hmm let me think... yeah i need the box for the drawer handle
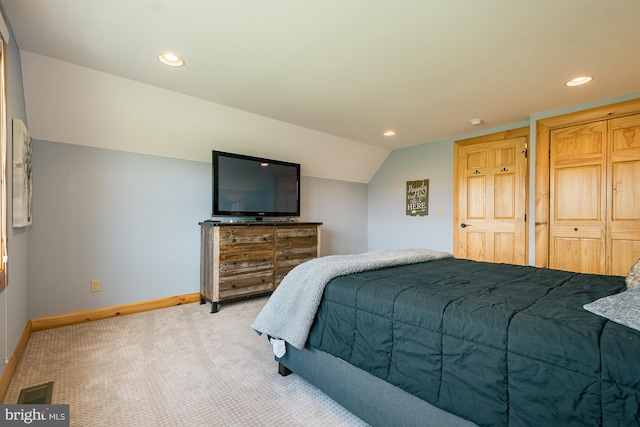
[231,283,236,288]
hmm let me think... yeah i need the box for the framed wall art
[13,118,32,227]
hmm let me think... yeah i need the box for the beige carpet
[3,297,368,427]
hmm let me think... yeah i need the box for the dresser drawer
[276,246,316,267]
[218,269,274,299]
[276,226,318,248]
[275,247,316,286]
[219,250,274,275]
[219,227,274,252]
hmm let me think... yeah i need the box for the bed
[252,250,640,427]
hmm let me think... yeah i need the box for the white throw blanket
[251,248,453,351]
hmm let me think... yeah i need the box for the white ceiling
[2,0,640,178]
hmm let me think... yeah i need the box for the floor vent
[17,381,53,404]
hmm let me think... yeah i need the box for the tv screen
[212,150,300,219]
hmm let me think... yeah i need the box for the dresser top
[199,220,322,227]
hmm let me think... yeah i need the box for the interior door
[454,135,528,264]
[549,121,607,274]
[607,114,640,276]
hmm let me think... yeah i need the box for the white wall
[19,51,390,184]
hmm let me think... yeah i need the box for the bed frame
[277,344,477,427]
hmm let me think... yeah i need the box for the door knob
[460,223,471,228]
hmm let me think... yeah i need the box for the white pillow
[626,258,640,290]
[584,286,640,332]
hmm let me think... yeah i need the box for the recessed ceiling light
[565,76,593,87]
[383,130,396,136]
[158,52,185,67]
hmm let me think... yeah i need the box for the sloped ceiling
[2,0,640,182]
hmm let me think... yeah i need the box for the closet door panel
[611,161,640,219]
[554,165,601,220]
[550,122,607,274]
[611,240,640,277]
[607,114,640,276]
[553,236,604,275]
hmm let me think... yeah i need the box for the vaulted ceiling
[2,0,640,182]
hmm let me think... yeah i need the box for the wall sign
[406,179,429,216]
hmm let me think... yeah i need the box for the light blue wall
[29,141,209,318]
[27,140,368,318]
[1,6,30,376]
[367,139,454,253]
[300,176,368,256]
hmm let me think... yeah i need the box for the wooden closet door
[550,121,607,274]
[455,137,527,264]
[607,114,640,276]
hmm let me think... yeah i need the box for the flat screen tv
[212,150,300,220]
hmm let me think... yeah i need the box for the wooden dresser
[199,221,321,312]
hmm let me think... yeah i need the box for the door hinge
[524,214,527,222]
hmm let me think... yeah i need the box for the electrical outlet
[91,279,101,292]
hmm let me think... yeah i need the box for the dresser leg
[210,302,220,313]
